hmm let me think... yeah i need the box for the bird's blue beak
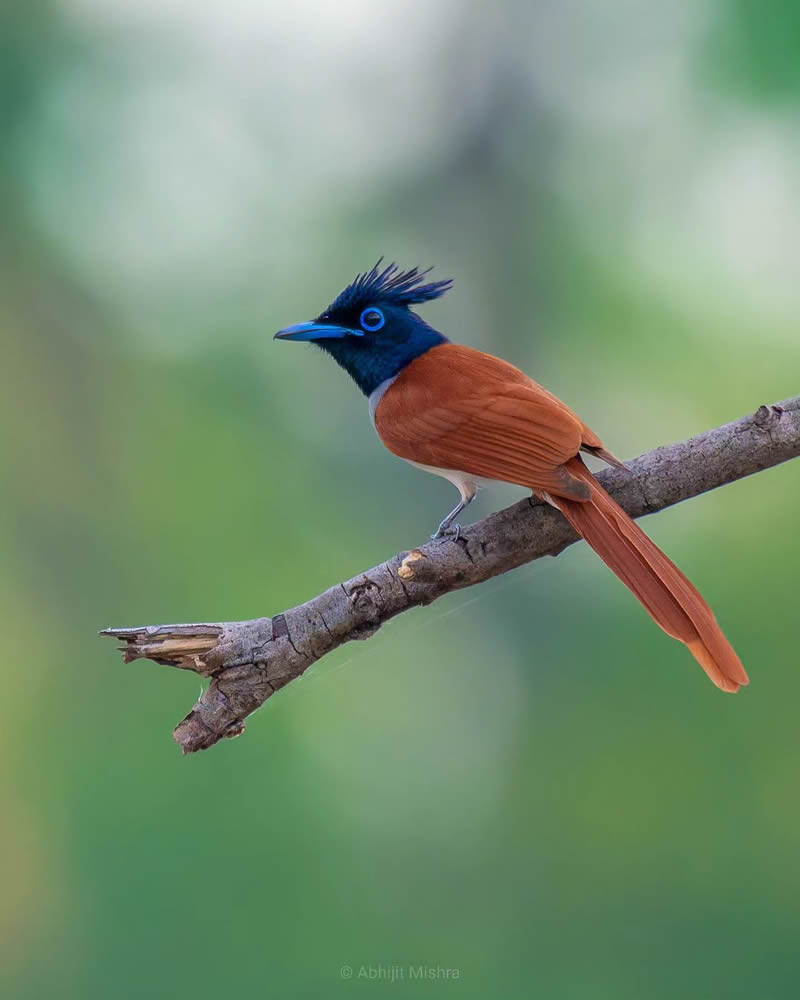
[273,321,362,342]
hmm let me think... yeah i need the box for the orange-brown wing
[374,343,591,500]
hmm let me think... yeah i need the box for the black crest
[323,260,453,316]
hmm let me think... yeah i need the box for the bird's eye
[360,307,385,332]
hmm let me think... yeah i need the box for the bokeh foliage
[1,1,798,997]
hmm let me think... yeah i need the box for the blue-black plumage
[274,260,451,395]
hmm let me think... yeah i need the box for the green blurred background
[2,1,799,997]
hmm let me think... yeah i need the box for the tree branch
[101,398,800,753]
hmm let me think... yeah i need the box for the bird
[275,261,749,693]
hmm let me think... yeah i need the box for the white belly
[406,461,500,502]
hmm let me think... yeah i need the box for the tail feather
[549,458,749,692]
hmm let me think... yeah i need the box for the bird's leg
[432,494,475,541]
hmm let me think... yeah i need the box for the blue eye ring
[360,307,385,332]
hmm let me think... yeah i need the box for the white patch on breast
[368,376,398,428]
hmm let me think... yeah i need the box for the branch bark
[102,398,800,753]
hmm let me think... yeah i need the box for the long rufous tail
[550,458,749,692]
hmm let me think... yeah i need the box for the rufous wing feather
[375,345,594,500]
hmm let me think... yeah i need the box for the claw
[431,522,462,542]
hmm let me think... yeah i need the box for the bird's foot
[431,522,462,542]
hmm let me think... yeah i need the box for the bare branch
[101,398,800,753]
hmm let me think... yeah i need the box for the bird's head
[274,261,452,395]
